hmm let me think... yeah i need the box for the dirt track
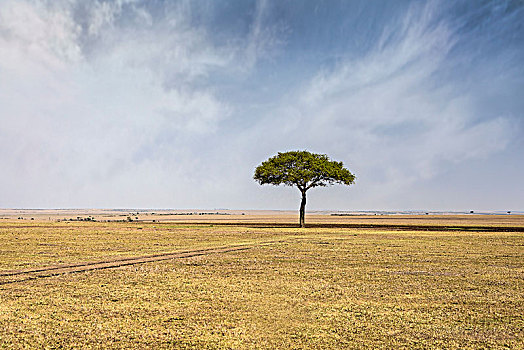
[2,220,522,285]
[0,243,264,285]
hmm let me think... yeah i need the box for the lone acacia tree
[254,151,355,227]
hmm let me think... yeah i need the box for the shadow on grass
[163,222,524,232]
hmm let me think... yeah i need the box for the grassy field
[0,216,523,349]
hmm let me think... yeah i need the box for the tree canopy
[254,151,355,227]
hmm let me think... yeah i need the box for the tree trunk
[299,190,307,228]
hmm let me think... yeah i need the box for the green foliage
[254,151,355,192]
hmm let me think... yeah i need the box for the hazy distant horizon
[1,208,522,215]
[1,1,523,210]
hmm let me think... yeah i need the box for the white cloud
[241,1,516,209]
[0,0,520,210]
[243,0,285,70]
[0,0,236,207]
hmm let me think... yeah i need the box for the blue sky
[1,0,523,211]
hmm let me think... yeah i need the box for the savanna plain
[0,212,523,349]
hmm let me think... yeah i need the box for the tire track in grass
[0,241,285,285]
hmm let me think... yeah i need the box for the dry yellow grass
[0,217,523,348]
[0,222,304,271]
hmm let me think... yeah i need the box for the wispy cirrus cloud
[0,0,522,210]
[235,1,522,209]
